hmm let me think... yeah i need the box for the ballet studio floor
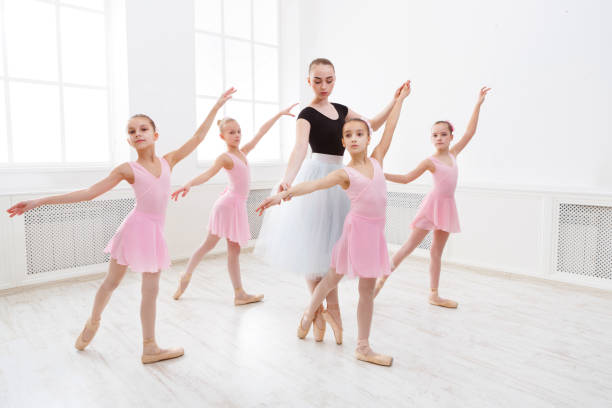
[1,251,611,408]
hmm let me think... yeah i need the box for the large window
[0,0,114,166]
[194,0,280,163]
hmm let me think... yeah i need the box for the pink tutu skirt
[331,212,391,278]
[411,193,461,233]
[208,192,250,247]
[104,210,170,273]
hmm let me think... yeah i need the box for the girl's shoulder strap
[160,155,171,172]
[225,151,248,166]
[343,165,361,183]
[342,164,356,176]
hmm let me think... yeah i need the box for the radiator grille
[246,188,272,239]
[385,191,431,250]
[556,203,612,279]
[24,199,134,274]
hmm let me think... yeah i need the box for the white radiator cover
[385,191,432,250]
[24,199,135,275]
[556,203,612,280]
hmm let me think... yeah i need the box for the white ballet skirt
[254,153,350,279]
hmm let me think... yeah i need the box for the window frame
[194,0,283,167]
[0,0,115,171]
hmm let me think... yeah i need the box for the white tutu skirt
[254,153,350,279]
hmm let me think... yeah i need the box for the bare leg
[324,286,341,331]
[374,228,430,297]
[141,271,184,364]
[355,278,392,366]
[75,259,127,349]
[306,278,342,330]
[91,259,127,321]
[298,270,343,340]
[428,230,457,308]
[227,240,263,305]
[141,272,160,342]
[357,278,376,340]
[173,232,221,300]
[306,278,326,341]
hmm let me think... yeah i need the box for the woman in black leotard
[256,58,407,344]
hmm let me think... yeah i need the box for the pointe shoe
[313,305,326,342]
[297,313,312,339]
[141,339,184,364]
[234,293,264,306]
[173,273,192,300]
[355,349,393,367]
[428,289,458,308]
[75,318,100,351]
[142,347,184,364]
[321,310,343,345]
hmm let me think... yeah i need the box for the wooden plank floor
[1,252,611,408]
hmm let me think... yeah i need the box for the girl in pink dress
[7,88,236,364]
[171,103,298,305]
[374,87,492,307]
[257,82,411,366]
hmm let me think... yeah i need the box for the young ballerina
[6,88,236,363]
[256,82,411,366]
[171,103,299,304]
[255,57,409,344]
[374,86,492,307]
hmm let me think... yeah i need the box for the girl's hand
[215,87,237,108]
[171,185,191,201]
[398,80,411,100]
[394,80,411,100]
[277,181,290,194]
[256,195,282,216]
[277,182,295,201]
[279,103,299,117]
[7,199,39,217]
[478,86,491,105]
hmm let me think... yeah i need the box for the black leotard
[297,103,348,156]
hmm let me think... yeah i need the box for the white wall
[298,0,612,192]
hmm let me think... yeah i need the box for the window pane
[225,39,252,99]
[10,82,61,163]
[196,97,225,162]
[64,87,109,162]
[253,0,277,45]
[195,0,221,33]
[61,0,105,12]
[225,99,253,138]
[0,86,7,162]
[223,0,251,40]
[254,45,278,102]
[5,0,58,81]
[61,7,106,86]
[251,103,280,162]
[195,33,223,96]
